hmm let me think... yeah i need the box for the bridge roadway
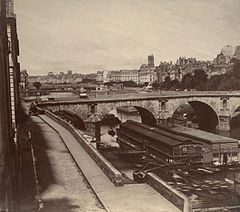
[37,91,240,106]
[35,114,181,212]
[36,90,240,132]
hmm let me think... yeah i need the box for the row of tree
[33,60,240,91]
[153,59,240,91]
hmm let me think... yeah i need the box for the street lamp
[85,113,101,149]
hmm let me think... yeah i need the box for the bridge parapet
[37,93,240,132]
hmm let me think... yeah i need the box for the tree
[161,76,171,90]
[141,82,149,87]
[205,75,224,90]
[123,80,138,87]
[104,81,114,87]
[181,73,193,90]
[152,82,161,90]
[192,69,208,90]
[33,82,41,102]
[232,59,240,79]
[170,79,180,90]
[215,59,240,90]
[33,82,41,90]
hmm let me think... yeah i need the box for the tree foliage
[216,60,240,90]
[181,73,193,90]
[205,75,224,90]
[160,77,180,90]
[123,80,138,87]
[192,69,208,90]
[33,82,41,90]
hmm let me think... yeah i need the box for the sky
[15,0,240,75]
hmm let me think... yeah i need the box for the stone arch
[55,110,86,131]
[97,102,157,127]
[133,106,156,126]
[169,100,219,132]
[230,106,240,129]
[187,101,219,132]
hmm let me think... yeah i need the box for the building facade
[96,71,104,83]
[119,69,139,83]
[139,70,157,84]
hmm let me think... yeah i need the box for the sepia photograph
[1,0,240,211]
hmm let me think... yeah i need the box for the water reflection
[100,111,141,142]
[101,111,240,141]
[218,129,240,140]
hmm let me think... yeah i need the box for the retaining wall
[146,172,192,212]
[44,110,124,186]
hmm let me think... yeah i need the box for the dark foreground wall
[146,172,192,212]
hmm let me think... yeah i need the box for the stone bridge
[37,93,240,131]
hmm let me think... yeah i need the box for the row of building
[22,45,240,87]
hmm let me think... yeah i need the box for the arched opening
[54,110,86,131]
[230,106,240,129]
[172,103,196,125]
[133,106,156,127]
[161,101,166,111]
[102,106,156,127]
[188,101,218,132]
[100,106,156,141]
[223,99,228,109]
[172,101,218,132]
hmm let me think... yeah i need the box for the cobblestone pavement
[18,116,106,212]
[40,114,181,212]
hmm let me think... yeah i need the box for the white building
[139,70,157,84]
[119,69,139,83]
[96,71,104,83]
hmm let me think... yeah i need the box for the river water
[100,110,141,139]
[100,110,240,198]
[219,130,240,140]
[101,110,240,141]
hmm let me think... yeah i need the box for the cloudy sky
[15,0,240,75]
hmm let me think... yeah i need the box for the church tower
[148,54,154,68]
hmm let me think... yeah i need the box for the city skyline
[15,0,240,75]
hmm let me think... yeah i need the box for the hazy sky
[15,0,240,75]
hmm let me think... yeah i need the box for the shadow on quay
[17,116,79,212]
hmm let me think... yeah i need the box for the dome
[221,45,234,57]
[234,46,240,59]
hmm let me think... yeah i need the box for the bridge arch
[100,105,157,127]
[166,99,219,132]
[230,106,240,129]
[54,110,86,131]
[133,106,156,126]
[187,101,219,132]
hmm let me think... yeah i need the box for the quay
[29,106,240,212]
[17,112,181,212]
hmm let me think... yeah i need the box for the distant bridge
[37,92,240,131]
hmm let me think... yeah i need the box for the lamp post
[85,113,101,149]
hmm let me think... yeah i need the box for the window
[188,146,195,154]
[161,101,166,111]
[195,145,202,154]
[223,99,227,109]
[91,105,95,113]
[173,147,180,155]
[181,146,188,155]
